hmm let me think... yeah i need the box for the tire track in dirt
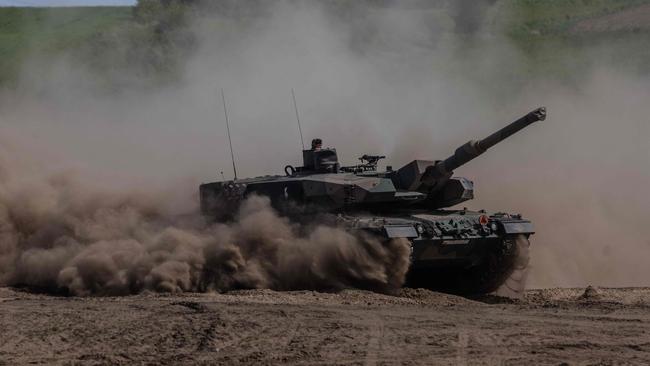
[265,309,301,363]
[364,313,385,366]
[454,326,470,366]
[2,288,650,364]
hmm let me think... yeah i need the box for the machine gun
[341,155,386,173]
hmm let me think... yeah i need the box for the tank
[200,107,546,296]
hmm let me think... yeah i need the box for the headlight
[479,215,489,226]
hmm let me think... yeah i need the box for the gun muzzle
[477,107,546,152]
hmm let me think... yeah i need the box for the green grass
[498,0,650,35]
[488,0,650,84]
[0,7,131,86]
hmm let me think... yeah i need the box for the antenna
[291,88,305,150]
[221,88,238,180]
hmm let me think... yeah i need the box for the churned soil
[1,287,650,365]
[571,4,650,33]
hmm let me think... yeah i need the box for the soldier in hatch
[311,138,322,151]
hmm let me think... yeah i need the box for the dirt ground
[1,287,649,365]
[571,3,650,33]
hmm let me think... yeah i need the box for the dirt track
[1,287,650,365]
[571,3,650,33]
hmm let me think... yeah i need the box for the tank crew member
[311,138,322,151]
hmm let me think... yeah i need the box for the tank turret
[200,107,545,215]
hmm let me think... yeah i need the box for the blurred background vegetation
[0,0,649,92]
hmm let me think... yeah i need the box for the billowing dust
[0,146,410,295]
[0,1,648,291]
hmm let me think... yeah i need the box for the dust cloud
[0,141,410,295]
[472,71,650,288]
[0,0,648,291]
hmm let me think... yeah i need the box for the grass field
[499,0,650,35]
[0,6,131,86]
[496,0,650,80]
[0,0,649,90]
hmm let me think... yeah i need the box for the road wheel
[454,234,530,297]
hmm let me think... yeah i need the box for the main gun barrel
[440,107,546,173]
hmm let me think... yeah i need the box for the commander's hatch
[302,148,340,173]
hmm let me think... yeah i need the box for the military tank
[200,107,546,296]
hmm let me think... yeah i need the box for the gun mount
[340,155,386,173]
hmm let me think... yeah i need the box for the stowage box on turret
[200,107,547,296]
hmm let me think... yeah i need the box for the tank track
[405,235,530,297]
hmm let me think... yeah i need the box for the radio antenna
[221,88,238,180]
[291,88,305,150]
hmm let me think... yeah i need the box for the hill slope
[0,1,649,90]
[0,6,131,86]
